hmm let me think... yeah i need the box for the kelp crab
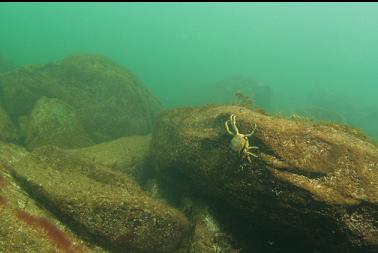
[225,114,259,162]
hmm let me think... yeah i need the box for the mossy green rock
[0,142,99,253]
[70,134,151,178]
[0,54,162,143]
[182,200,239,253]
[150,105,378,252]
[11,145,190,253]
[0,105,18,143]
[26,96,93,150]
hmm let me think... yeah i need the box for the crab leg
[231,114,240,134]
[246,155,252,163]
[225,120,234,135]
[245,151,258,158]
[244,146,259,162]
[244,152,257,162]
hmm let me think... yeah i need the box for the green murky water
[1,3,378,253]
[1,3,377,138]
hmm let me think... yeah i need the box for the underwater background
[1,3,378,253]
[1,2,377,139]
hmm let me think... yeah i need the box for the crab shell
[230,134,249,154]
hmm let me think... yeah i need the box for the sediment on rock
[150,105,378,252]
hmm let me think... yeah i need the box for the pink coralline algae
[16,210,83,253]
[0,195,6,207]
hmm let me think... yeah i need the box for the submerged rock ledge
[0,54,162,143]
[150,105,378,252]
[2,143,190,253]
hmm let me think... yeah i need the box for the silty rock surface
[0,54,162,143]
[25,96,93,150]
[69,134,151,179]
[9,145,190,253]
[0,142,102,253]
[150,105,378,252]
[0,105,18,143]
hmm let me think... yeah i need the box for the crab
[225,114,258,162]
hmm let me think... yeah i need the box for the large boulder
[69,134,151,178]
[10,145,190,253]
[25,96,93,150]
[0,142,97,252]
[179,199,240,253]
[150,105,378,252]
[0,105,18,143]
[0,54,162,143]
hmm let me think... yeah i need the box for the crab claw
[246,123,257,137]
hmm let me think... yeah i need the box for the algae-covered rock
[0,105,18,142]
[70,135,151,178]
[26,96,93,150]
[0,142,100,253]
[0,54,162,143]
[10,145,190,253]
[142,178,241,253]
[180,199,240,253]
[150,105,378,252]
